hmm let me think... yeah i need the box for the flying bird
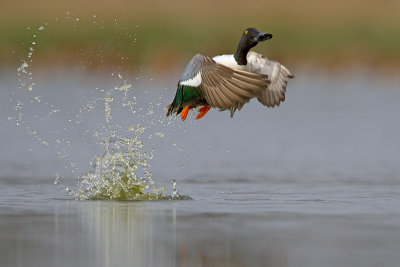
[166,28,294,120]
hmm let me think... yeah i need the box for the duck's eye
[244,30,248,35]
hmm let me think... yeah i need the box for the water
[1,68,400,267]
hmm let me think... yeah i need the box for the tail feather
[166,102,174,117]
[166,100,182,117]
[166,83,182,117]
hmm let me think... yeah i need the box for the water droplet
[54,174,60,185]
[17,62,28,73]
[146,108,154,115]
[118,83,131,91]
[104,95,113,123]
[154,132,164,138]
[171,179,180,199]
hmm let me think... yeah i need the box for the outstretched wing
[247,52,294,107]
[199,55,269,113]
[256,63,294,107]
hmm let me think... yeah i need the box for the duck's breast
[212,53,280,80]
[212,54,249,72]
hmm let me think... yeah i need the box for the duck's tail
[166,101,183,117]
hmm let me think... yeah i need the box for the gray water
[1,68,400,267]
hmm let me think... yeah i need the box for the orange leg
[196,106,211,120]
[180,105,190,121]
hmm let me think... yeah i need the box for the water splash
[13,16,189,201]
[71,131,187,201]
[66,71,187,200]
[104,93,113,123]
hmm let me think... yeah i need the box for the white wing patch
[180,72,202,87]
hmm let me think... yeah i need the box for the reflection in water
[5,182,400,267]
[84,202,160,267]
[3,200,288,267]
[79,201,287,267]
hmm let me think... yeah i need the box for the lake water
[1,67,400,267]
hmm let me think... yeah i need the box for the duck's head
[240,28,272,49]
[235,28,272,65]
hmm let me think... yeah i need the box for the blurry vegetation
[1,0,400,71]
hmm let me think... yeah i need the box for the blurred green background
[2,0,400,71]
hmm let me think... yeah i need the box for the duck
[166,27,294,121]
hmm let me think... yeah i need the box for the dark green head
[234,28,273,65]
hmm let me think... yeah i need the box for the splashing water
[71,130,187,201]
[64,81,187,200]
[12,16,189,201]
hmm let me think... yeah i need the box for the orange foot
[196,106,211,120]
[180,105,190,121]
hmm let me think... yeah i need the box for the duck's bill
[257,32,273,42]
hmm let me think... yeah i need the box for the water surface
[1,69,400,267]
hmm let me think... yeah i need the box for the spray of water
[71,132,185,201]
[67,118,187,201]
[13,14,188,201]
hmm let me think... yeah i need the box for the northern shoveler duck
[166,27,294,120]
